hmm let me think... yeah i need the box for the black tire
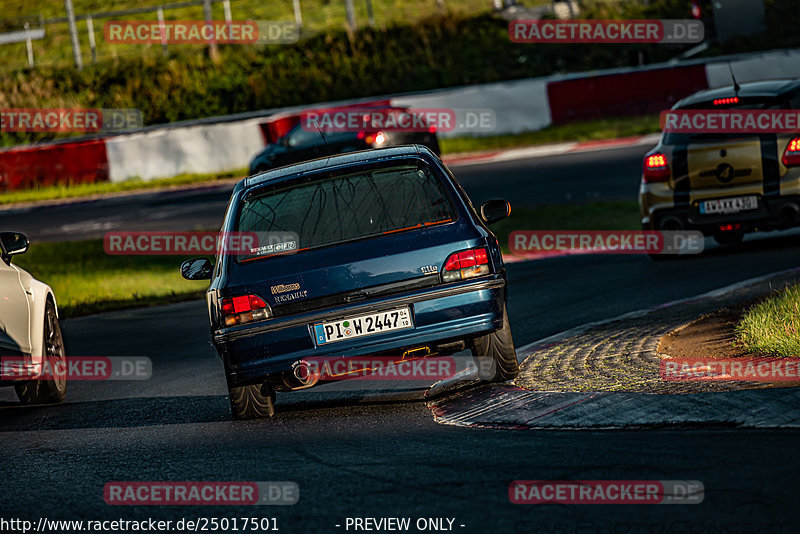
[15,300,67,405]
[228,382,276,420]
[471,306,519,382]
[713,230,744,246]
[643,224,668,262]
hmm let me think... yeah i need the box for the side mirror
[180,257,213,280]
[0,232,29,259]
[479,199,511,225]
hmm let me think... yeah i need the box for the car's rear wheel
[641,224,666,262]
[471,306,519,382]
[228,382,276,420]
[15,300,67,405]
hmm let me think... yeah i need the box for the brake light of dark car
[221,295,271,326]
[713,97,739,106]
[782,138,800,167]
[364,131,387,147]
[442,247,490,283]
[643,152,671,183]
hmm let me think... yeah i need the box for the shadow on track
[0,383,477,430]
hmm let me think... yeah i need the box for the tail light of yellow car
[643,152,671,183]
[782,138,800,167]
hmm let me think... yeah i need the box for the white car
[0,232,66,404]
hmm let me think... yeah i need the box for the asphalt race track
[2,144,800,531]
[0,145,647,242]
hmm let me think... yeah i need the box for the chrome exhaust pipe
[282,360,320,390]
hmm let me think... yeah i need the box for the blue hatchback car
[181,145,518,419]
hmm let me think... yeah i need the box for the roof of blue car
[243,145,432,190]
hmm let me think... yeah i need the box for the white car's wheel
[15,300,67,404]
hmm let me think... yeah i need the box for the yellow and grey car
[639,79,800,247]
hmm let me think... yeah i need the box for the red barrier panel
[547,65,709,124]
[0,139,109,192]
[257,100,393,145]
[258,115,300,145]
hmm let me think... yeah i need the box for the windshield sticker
[250,240,298,256]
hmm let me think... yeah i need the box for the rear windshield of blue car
[235,164,456,261]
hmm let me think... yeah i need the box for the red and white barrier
[2,48,798,191]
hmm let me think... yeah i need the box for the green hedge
[1,0,798,147]
[0,13,693,147]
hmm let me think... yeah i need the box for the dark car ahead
[183,145,517,419]
[248,106,441,174]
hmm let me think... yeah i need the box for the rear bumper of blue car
[213,276,506,386]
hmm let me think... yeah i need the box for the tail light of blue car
[221,294,272,326]
[441,247,490,283]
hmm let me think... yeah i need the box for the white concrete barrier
[392,78,552,138]
[105,118,264,182]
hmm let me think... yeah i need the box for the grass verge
[13,240,209,318]
[439,115,660,154]
[12,201,640,318]
[0,168,246,206]
[492,201,640,254]
[736,284,800,356]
